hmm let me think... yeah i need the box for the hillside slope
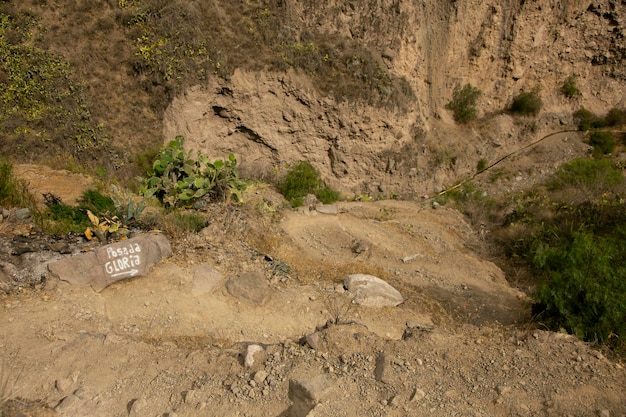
[0,0,624,192]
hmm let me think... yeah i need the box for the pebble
[411,388,426,403]
[496,385,511,395]
[183,389,198,404]
[305,332,319,350]
[244,344,264,368]
[55,394,82,412]
[390,395,403,407]
[253,370,268,385]
[14,208,31,219]
[129,397,148,415]
[55,378,73,395]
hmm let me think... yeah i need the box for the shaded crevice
[235,125,279,153]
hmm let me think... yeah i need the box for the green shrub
[445,83,481,124]
[278,161,339,207]
[531,229,626,350]
[573,107,626,131]
[141,135,247,208]
[573,108,604,131]
[476,158,488,173]
[41,188,145,239]
[588,131,616,156]
[560,75,580,98]
[605,107,626,127]
[547,158,623,191]
[47,203,90,233]
[510,89,542,116]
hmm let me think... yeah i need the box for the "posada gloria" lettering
[104,243,142,276]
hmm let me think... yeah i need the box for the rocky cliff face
[164,0,625,197]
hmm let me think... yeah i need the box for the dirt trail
[0,167,625,417]
[278,200,528,326]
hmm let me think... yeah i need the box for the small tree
[445,83,481,124]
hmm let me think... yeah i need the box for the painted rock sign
[48,234,171,291]
[103,242,142,278]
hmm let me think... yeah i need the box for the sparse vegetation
[445,83,481,124]
[436,183,495,226]
[323,289,356,325]
[118,0,413,110]
[277,161,339,208]
[496,158,626,354]
[170,211,209,233]
[0,10,110,166]
[0,160,32,208]
[573,107,626,131]
[510,88,542,116]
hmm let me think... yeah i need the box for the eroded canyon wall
[164,0,625,196]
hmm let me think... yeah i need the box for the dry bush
[0,361,21,408]
[322,289,356,325]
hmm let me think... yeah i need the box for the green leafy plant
[113,197,146,224]
[560,75,580,98]
[445,83,481,124]
[510,88,542,116]
[277,161,339,208]
[42,189,144,240]
[142,135,246,208]
[80,189,116,213]
[47,203,90,232]
[84,209,128,242]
